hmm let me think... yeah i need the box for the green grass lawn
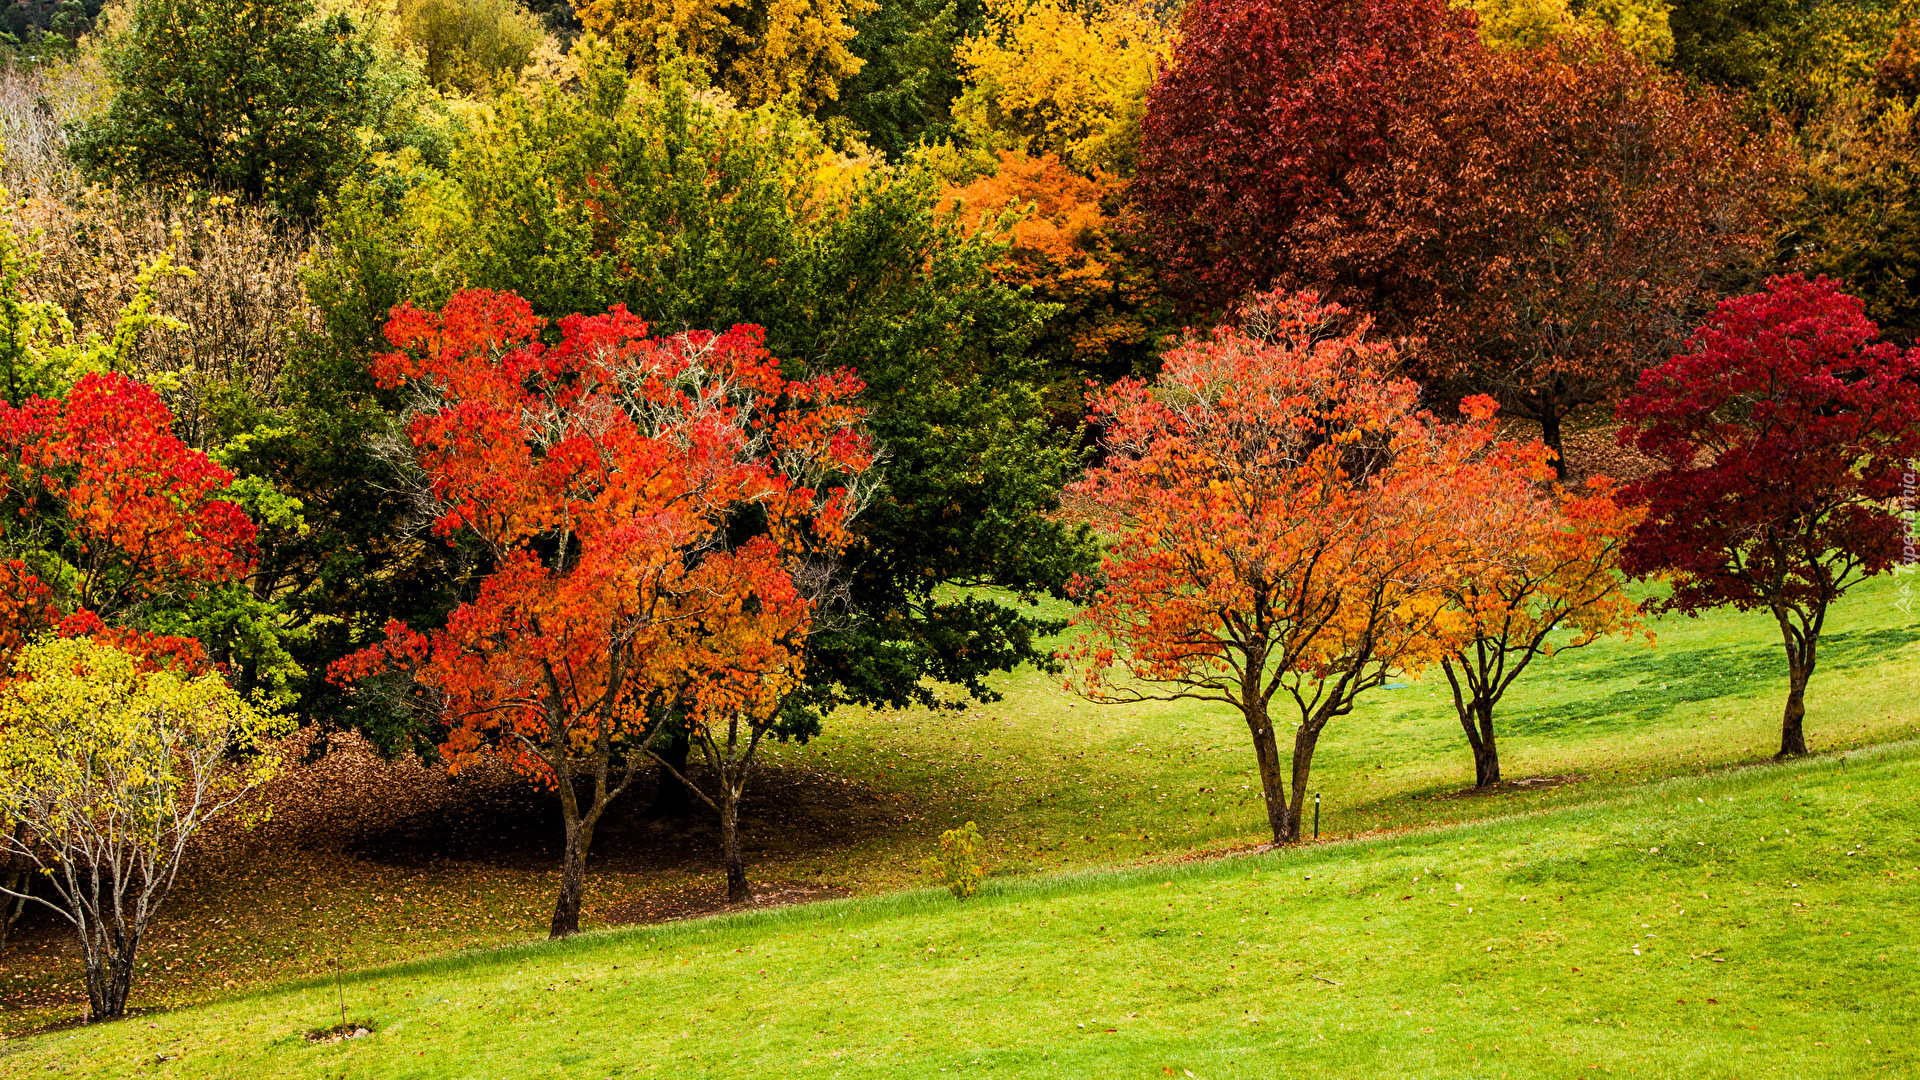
[1,574,1914,1049]
[15,734,1919,1078]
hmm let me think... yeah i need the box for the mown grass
[1,574,1914,1041]
[15,736,1920,1078]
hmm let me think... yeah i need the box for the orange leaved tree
[1065,290,1503,844]
[332,290,871,932]
[1438,473,1646,787]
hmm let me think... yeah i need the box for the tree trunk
[645,734,696,819]
[1285,721,1325,844]
[1774,614,1819,760]
[83,937,137,1020]
[1460,696,1501,787]
[550,823,587,938]
[719,785,752,904]
[1245,706,1293,844]
[1778,660,1810,759]
[1539,403,1569,482]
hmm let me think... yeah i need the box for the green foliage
[66,0,379,218]
[818,0,965,157]
[395,0,545,97]
[1789,93,1920,341]
[923,820,987,898]
[1667,0,1920,120]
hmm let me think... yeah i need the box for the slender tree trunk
[645,734,696,819]
[1244,705,1292,844]
[551,824,588,939]
[81,926,139,1020]
[549,765,598,939]
[1778,660,1811,759]
[1774,613,1820,760]
[1460,696,1501,787]
[719,782,751,904]
[1285,720,1325,843]
[1539,403,1569,482]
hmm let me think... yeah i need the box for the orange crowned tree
[1438,474,1646,787]
[333,290,871,931]
[1064,290,1520,843]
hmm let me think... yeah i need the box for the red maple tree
[333,290,871,931]
[1618,275,1920,758]
[1063,290,1506,843]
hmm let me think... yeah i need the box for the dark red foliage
[1134,14,1779,475]
[1618,274,1920,756]
[1132,0,1477,301]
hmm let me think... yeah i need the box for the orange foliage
[1063,290,1538,843]
[941,151,1164,390]
[333,289,872,929]
[1438,469,1646,786]
[0,373,254,673]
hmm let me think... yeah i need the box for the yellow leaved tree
[578,0,875,109]
[954,0,1175,176]
[0,638,287,1020]
[1462,0,1674,60]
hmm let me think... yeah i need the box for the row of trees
[1069,276,1920,844]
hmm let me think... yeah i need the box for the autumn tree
[396,0,547,97]
[1466,0,1673,57]
[320,51,1091,759]
[334,290,871,930]
[578,0,873,110]
[1135,13,1777,474]
[1065,291,1497,844]
[954,0,1175,176]
[0,636,284,1020]
[1440,474,1645,786]
[0,371,256,677]
[1789,55,1920,344]
[1617,275,1920,758]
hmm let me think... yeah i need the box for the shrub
[926,821,987,899]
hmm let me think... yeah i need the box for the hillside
[10,735,1919,1077]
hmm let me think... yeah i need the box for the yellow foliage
[954,0,1174,176]
[578,0,875,110]
[1462,0,1674,60]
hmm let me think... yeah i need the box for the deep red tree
[1135,16,1779,474]
[1618,275,1920,759]
[1131,0,1477,301]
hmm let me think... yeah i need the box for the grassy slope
[764,573,1920,884]
[0,576,1913,1040]
[15,736,1920,1078]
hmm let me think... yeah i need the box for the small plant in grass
[925,821,987,898]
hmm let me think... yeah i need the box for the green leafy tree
[817,0,965,156]
[396,0,546,97]
[0,636,286,1020]
[1667,0,1919,120]
[66,0,378,218]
